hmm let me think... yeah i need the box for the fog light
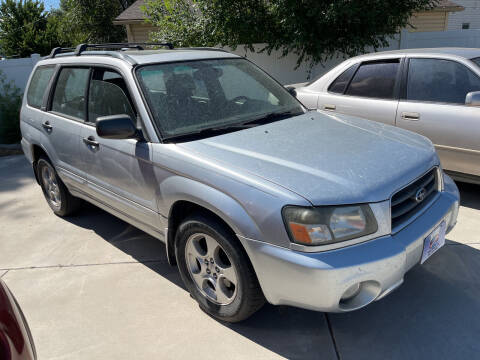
[341,283,361,301]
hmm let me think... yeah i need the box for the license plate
[421,220,446,264]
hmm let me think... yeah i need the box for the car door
[396,57,480,177]
[317,58,402,126]
[79,67,161,231]
[43,66,91,192]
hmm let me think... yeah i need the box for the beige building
[409,1,464,32]
[113,0,157,43]
[114,0,464,43]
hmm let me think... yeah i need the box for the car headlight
[282,205,378,246]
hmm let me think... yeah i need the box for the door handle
[323,104,336,111]
[42,121,53,131]
[401,112,420,121]
[83,136,99,148]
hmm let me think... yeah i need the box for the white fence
[0,54,40,93]
[401,28,480,48]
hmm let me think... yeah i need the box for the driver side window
[87,69,136,124]
[51,68,90,120]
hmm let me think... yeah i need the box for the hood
[177,111,438,205]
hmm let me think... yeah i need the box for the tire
[37,156,81,217]
[175,214,265,323]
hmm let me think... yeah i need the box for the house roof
[114,0,464,24]
[114,0,147,23]
[431,0,464,12]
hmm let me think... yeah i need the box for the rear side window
[27,66,55,109]
[328,64,357,94]
[345,60,400,99]
[51,68,90,120]
[407,58,480,104]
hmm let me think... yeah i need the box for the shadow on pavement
[457,181,480,210]
[328,240,480,360]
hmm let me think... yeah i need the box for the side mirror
[465,91,480,107]
[96,115,138,139]
[285,86,297,97]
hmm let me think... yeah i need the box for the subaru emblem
[415,187,427,203]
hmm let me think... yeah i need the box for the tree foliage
[57,0,130,44]
[143,0,439,67]
[0,70,22,143]
[0,0,61,57]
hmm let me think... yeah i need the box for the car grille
[391,168,438,231]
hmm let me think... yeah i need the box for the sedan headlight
[282,205,378,246]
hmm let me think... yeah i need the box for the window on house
[462,23,470,30]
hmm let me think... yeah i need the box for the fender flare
[161,175,264,265]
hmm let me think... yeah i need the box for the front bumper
[239,175,460,312]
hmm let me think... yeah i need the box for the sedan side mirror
[285,86,297,97]
[96,115,138,139]
[465,91,480,107]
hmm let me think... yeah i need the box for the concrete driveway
[1,155,479,360]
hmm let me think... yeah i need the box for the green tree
[58,0,131,44]
[0,0,61,57]
[0,71,22,143]
[143,0,439,67]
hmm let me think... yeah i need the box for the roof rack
[45,43,232,64]
[47,42,174,59]
[48,47,75,58]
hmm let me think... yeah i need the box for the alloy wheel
[185,233,238,305]
[41,163,61,208]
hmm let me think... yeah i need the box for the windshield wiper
[163,109,304,143]
[240,109,304,127]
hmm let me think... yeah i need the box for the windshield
[472,57,480,68]
[136,58,304,140]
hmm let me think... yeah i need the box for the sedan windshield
[472,57,480,68]
[136,58,304,140]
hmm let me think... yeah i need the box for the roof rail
[178,47,230,53]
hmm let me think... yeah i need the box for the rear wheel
[175,214,265,322]
[37,157,81,216]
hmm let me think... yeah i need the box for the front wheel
[175,215,265,322]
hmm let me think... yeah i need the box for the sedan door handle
[401,112,420,121]
[83,136,99,148]
[42,121,53,131]
[323,104,336,111]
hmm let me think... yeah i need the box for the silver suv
[21,44,460,322]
